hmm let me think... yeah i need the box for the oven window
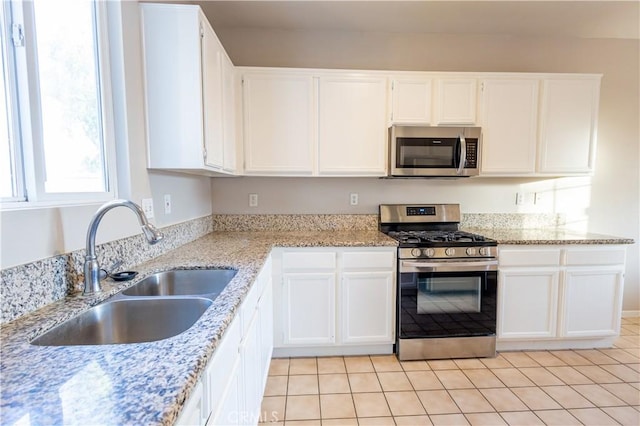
[417,277,481,314]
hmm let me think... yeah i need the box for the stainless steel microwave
[389,126,482,177]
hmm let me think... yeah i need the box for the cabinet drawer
[282,251,336,270]
[342,251,395,270]
[564,247,626,266]
[241,281,261,335]
[499,248,561,266]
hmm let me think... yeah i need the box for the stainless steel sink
[121,269,237,298]
[31,298,212,346]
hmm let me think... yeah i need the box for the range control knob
[479,247,491,256]
[411,248,422,257]
[466,247,477,256]
[445,247,456,256]
[424,248,435,257]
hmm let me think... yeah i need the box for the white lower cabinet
[273,247,396,357]
[498,245,626,351]
[176,381,207,426]
[498,269,559,339]
[341,271,394,344]
[179,259,273,426]
[208,349,243,426]
[283,272,336,345]
[561,267,624,338]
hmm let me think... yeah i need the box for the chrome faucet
[83,199,163,295]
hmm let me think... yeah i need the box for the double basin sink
[31,269,237,346]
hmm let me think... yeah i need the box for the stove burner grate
[388,230,489,244]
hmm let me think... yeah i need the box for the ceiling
[149,1,640,40]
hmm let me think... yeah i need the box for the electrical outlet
[350,193,358,206]
[249,193,258,207]
[142,198,154,219]
[164,194,171,214]
[515,192,525,205]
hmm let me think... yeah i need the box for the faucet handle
[99,260,124,280]
[109,260,124,272]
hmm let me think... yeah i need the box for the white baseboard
[622,310,640,318]
[273,344,393,358]
[497,337,616,352]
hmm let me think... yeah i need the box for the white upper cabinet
[242,72,315,175]
[480,79,539,175]
[538,77,600,174]
[221,53,238,173]
[241,69,388,176]
[201,20,224,169]
[390,76,477,126]
[391,79,432,124]
[318,76,387,175]
[140,4,235,176]
[434,78,478,125]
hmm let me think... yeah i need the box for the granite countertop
[1,226,633,424]
[0,230,396,426]
[463,227,635,245]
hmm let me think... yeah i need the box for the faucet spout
[83,199,164,295]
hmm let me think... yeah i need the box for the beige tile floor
[260,317,639,425]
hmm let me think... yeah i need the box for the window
[1,0,116,207]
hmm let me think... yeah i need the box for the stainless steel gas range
[379,204,498,361]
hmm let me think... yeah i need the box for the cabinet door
[176,381,206,426]
[208,357,242,426]
[221,53,237,173]
[391,79,432,124]
[560,268,623,338]
[282,272,336,345]
[240,308,262,425]
[242,73,315,174]
[141,4,203,170]
[480,79,539,175]
[498,269,559,339]
[259,281,274,389]
[201,17,224,169]
[434,78,477,125]
[318,76,387,175]
[538,78,600,174]
[341,271,395,344]
[206,317,241,424]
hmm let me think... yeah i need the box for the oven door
[398,259,498,339]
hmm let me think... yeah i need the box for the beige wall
[210,29,639,312]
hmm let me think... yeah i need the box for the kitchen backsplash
[211,213,566,231]
[462,213,566,229]
[0,215,213,324]
[212,214,379,231]
[1,212,564,324]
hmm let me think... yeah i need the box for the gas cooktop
[386,230,495,247]
[379,203,497,259]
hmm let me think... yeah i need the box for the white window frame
[0,0,117,210]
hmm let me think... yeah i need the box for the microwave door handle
[457,134,467,175]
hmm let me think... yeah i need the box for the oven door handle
[400,260,498,273]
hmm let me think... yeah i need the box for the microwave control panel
[465,140,478,168]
